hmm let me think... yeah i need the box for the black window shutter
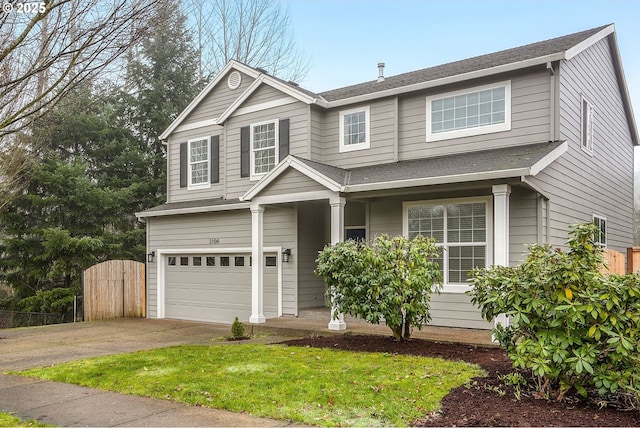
[210,136,220,183]
[240,126,250,178]
[279,118,290,161]
[179,142,187,188]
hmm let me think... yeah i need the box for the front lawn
[0,413,51,427]
[17,344,482,426]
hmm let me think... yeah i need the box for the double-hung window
[593,215,606,247]
[581,95,594,153]
[404,198,491,291]
[251,120,278,178]
[188,137,209,188]
[339,106,370,152]
[426,81,511,142]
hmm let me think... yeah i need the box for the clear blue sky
[284,0,640,167]
[285,0,639,128]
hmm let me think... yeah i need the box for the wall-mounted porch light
[282,248,291,263]
[147,251,155,263]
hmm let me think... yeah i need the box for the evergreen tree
[125,0,201,202]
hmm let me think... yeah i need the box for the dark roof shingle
[318,25,609,102]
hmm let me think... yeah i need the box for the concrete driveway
[0,319,293,426]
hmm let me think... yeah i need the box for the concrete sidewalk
[0,317,493,426]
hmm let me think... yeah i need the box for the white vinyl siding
[426,81,511,142]
[251,119,278,179]
[339,106,370,152]
[188,137,209,189]
[404,198,490,292]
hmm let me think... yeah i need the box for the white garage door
[164,252,278,323]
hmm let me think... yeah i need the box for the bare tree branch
[183,0,309,82]
[0,0,159,211]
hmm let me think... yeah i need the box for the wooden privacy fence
[83,260,145,321]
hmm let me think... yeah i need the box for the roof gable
[160,60,322,140]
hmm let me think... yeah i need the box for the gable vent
[227,71,242,89]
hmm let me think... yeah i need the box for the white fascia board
[160,61,262,140]
[216,77,264,124]
[325,53,565,109]
[135,201,251,219]
[529,141,568,176]
[345,168,530,193]
[241,156,343,201]
[607,31,639,145]
[217,75,319,125]
[564,25,614,60]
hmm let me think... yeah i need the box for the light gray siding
[166,126,225,203]
[183,70,255,123]
[509,187,539,264]
[322,99,396,168]
[146,206,297,318]
[225,89,311,199]
[258,168,328,197]
[529,38,634,252]
[398,71,551,161]
[309,107,324,161]
[263,205,298,315]
[297,203,329,309]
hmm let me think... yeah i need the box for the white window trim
[402,196,493,293]
[187,137,210,190]
[250,119,279,181]
[593,214,607,248]
[426,81,511,142]
[339,106,371,152]
[581,94,594,154]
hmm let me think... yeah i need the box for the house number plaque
[209,238,220,245]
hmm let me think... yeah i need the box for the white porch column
[250,203,265,323]
[492,184,511,331]
[328,196,347,331]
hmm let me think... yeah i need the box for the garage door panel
[164,252,278,323]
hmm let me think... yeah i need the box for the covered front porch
[241,142,567,332]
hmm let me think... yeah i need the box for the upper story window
[581,95,594,153]
[251,120,278,178]
[593,214,606,247]
[404,198,491,292]
[339,106,370,152]
[426,81,511,142]
[188,137,210,189]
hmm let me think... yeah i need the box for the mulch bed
[283,334,640,427]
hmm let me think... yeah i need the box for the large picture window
[426,81,511,142]
[251,120,278,178]
[188,137,209,188]
[404,199,490,291]
[339,106,370,152]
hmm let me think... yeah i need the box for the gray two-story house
[137,24,637,331]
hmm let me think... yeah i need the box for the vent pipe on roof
[377,62,385,82]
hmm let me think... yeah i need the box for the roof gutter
[135,201,251,219]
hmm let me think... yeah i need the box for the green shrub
[230,316,247,340]
[468,223,640,405]
[315,234,443,340]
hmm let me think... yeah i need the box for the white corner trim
[529,141,568,176]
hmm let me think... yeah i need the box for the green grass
[18,344,483,426]
[0,413,52,427]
